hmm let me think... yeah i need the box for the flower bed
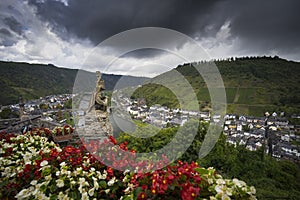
[0,128,256,200]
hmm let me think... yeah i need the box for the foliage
[39,103,49,110]
[131,83,179,108]
[127,161,256,200]
[64,99,72,109]
[117,120,208,163]
[0,107,19,119]
[0,128,256,200]
[0,61,148,105]
[118,122,300,199]
[132,56,300,116]
[198,135,300,200]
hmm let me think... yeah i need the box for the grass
[236,88,256,104]
[197,87,236,103]
[225,88,237,103]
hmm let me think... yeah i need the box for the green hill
[0,61,149,105]
[132,56,300,116]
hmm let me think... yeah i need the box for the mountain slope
[132,56,300,116]
[0,61,149,105]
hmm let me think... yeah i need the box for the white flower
[215,185,223,194]
[88,188,95,196]
[207,178,214,184]
[233,178,246,187]
[124,187,132,194]
[78,185,83,193]
[249,186,256,194]
[15,189,30,199]
[37,193,49,200]
[30,180,38,186]
[82,192,89,200]
[97,171,107,179]
[67,170,71,177]
[56,171,60,176]
[105,189,110,194]
[63,194,70,200]
[45,175,52,181]
[10,172,16,177]
[4,167,11,175]
[222,194,231,200]
[56,147,62,152]
[61,168,68,175]
[93,180,99,190]
[79,177,86,185]
[70,180,76,186]
[216,179,226,185]
[78,177,89,187]
[122,176,128,182]
[226,187,233,196]
[108,177,116,186]
[44,148,51,154]
[40,160,48,167]
[60,162,66,167]
[74,167,82,176]
[56,179,65,188]
[58,191,65,200]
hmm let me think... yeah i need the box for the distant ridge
[0,61,149,105]
[132,56,300,116]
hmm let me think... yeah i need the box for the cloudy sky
[0,0,299,77]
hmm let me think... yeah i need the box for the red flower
[158,179,168,194]
[151,188,157,194]
[107,167,114,176]
[50,149,59,157]
[138,192,147,199]
[65,146,73,153]
[181,183,200,200]
[130,149,136,153]
[167,174,175,181]
[141,185,148,190]
[56,128,61,135]
[109,135,117,145]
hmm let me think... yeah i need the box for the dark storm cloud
[27,0,225,44]
[225,0,300,55]
[120,49,168,59]
[3,16,23,35]
[0,28,16,46]
[3,0,300,60]
[27,0,300,59]
[0,28,12,36]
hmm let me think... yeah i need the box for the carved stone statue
[19,95,29,121]
[95,71,108,111]
[88,71,107,112]
[87,71,112,135]
[19,95,25,118]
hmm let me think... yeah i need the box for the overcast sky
[0,0,299,77]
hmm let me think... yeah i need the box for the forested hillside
[132,56,300,116]
[0,61,148,105]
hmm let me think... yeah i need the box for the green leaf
[99,181,107,189]
[194,167,209,175]
[50,194,58,200]
[69,190,79,199]
[41,168,51,176]
[40,184,47,192]
[122,194,134,200]
[133,186,142,198]
[50,184,57,193]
